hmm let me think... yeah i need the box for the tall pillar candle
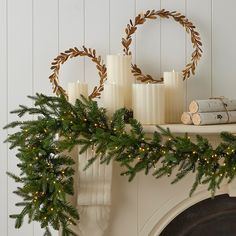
[164,71,184,123]
[132,83,165,125]
[106,55,134,109]
[103,83,124,118]
[67,80,88,105]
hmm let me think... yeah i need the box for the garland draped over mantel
[5,94,236,235]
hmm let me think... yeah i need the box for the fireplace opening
[160,194,236,236]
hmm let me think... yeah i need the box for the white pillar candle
[103,83,124,118]
[164,71,184,123]
[67,80,88,105]
[106,55,134,109]
[132,83,165,125]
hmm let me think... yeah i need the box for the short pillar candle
[67,81,88,105]
[132,83,165,125]
[164,71,184,123]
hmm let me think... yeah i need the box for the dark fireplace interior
[160,194,236,236]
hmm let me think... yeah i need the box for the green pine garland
[4,93,236,235]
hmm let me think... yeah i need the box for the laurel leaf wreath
[122,9,203,83]
[49,46,107,99]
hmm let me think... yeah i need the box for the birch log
[192,111,236,126]
[189,99,236,113]
[181,112,193,125]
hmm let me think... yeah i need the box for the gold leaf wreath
[122,9,203,83]
[49,46,107,99]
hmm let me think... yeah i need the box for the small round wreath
[49,46,107,99]
[122,9,203,83]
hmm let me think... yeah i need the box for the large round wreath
[122,9,203,82]
[5,9,233,236]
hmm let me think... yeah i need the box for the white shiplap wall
[1,0,236,235]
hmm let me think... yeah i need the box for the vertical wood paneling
[0,0,8,235]
[84,0,109,96]
[110,0,135,54]
[7,0,33,235]
[33,1,59,235]
[59,0,85,88]
[160,0,186,72]
[136,1,161,80]
[33,0,59,96]
[212,0,236,99]
[186,0,212,105]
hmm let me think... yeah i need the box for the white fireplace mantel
[144,123,236,135]
[68,124,236,236]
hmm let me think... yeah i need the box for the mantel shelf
[142,124,236,135]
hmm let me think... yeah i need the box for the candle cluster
[103,55,184,124]
[67,55,185,125]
